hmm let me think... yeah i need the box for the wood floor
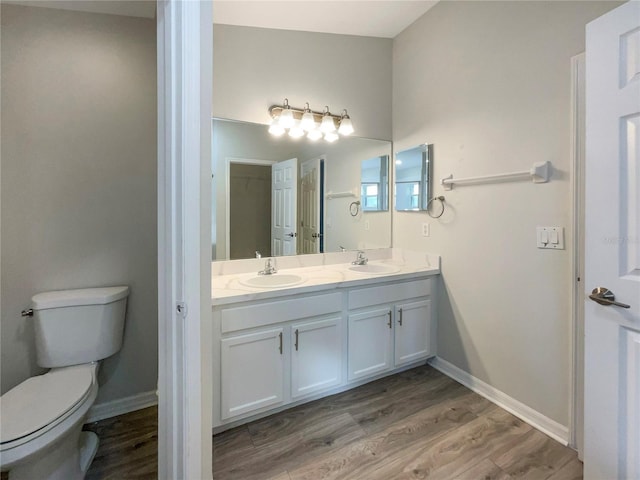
[83,365,581,480]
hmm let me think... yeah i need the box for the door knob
[588,287,630,309]
[311,233,323,238]
[285,232,297,238]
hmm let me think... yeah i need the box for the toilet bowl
[1,364,99,480]
[0,286,129,479]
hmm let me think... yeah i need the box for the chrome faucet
[352,250,368,265]
[258,258,277,275]
[255,251,262,259]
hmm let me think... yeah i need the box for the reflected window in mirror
[360,155,389,212]
[395,144,433,211]
[212,118,392,260]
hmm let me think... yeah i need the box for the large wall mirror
[394,144,433,211]
[212,118,392,260]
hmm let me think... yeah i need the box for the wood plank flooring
[79,364,580,479]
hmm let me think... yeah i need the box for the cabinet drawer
[348,278,431,310]
[221,292,342,333]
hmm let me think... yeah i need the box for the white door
[584,3,640,479]
[348,307,393,381]
[272,158,298,256]
[220,328,285,420]
[394,300,432,367]
[291,317,342,399]
[300,158,323,254]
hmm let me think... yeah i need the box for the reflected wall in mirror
[212,118,392,260]
[360,155,389,212]
[394,144,433,211]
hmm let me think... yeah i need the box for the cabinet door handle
[279,332,283,355]
[387,310,392,329]
[294,329,299,351]
[398,308,403,326]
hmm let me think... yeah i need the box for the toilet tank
[31,286,129,368]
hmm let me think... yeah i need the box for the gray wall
[213,25,393,141]
[392,0,620,425]
[1,4,157,405]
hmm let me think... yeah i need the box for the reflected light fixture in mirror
[268,99,354,142]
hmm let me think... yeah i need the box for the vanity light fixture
[300,103,316,132]
[320,107,337,133]
[268,99,354,142]
[337,110,354,136]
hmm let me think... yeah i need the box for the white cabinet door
[220,328,284,420]
[348,307,393,381]
[394,300,431,367]
[291,317,342,399]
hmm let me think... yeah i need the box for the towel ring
[350,201,361,216]
[426,195,446,218]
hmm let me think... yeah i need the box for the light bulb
[324,131,339,143]
[337,114,354,136]
[278,108,294,129]
[307,129,322,141]
[288,124,305,138]
[300,103,316,132]
[268,121,285,136]
[320,115,336,133]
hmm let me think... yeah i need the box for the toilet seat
[0,364,95,450]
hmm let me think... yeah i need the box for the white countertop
[212,249,440,306]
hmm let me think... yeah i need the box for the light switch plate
[422,223,430,237]
[536,226,564,249]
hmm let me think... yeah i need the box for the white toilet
[0,286,129,480]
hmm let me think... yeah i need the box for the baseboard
[86,390,158,423]
[428,357,569,446]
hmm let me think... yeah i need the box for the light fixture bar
[268,104,345,126]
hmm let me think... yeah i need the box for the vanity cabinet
[347,279,433,381]
[394,300,432,367]
[348,308,394,380]
[215,292,344,422]
[220,328,285,420]
[290,317,342,399]
[213,275,436,430]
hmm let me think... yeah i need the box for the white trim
[224,157,277,259]
[86,391,158,423]
[569,52,586,457]
[429,357,570,446]
[157,1,213,479]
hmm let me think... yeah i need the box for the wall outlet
[422,223,430,237]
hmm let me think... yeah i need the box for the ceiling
[3,0,438,39]
[213,1,438,39]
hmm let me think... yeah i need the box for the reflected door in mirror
[272,158,298,256]
[300,157,324,254]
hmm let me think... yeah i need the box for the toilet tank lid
[32,286,129,310]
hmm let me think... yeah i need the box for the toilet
[0,286,129,480]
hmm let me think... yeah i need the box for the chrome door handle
[398,308,403,326]
[294,329,299,351]
[589,287,630,309]
[311,233,323,238]
[387,310,392,329]
[278,332,283,354]
[285,232,297,238]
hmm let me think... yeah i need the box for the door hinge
[176,302,188,318]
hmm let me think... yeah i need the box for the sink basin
[239,274,305,288]
[348,264,400,275]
